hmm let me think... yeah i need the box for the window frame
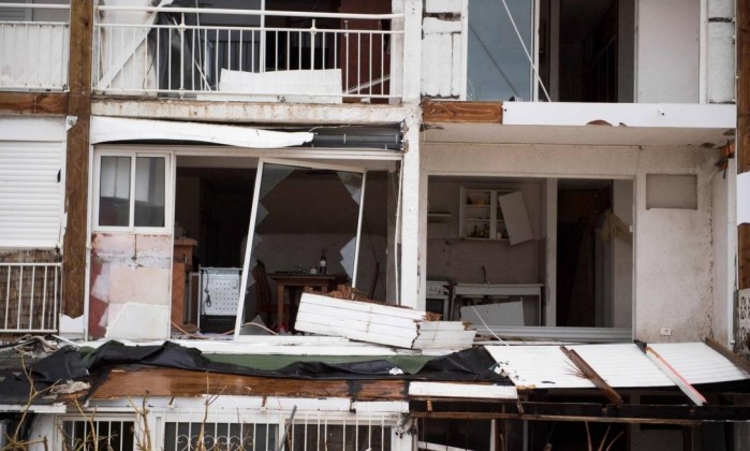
[93,149,173,233]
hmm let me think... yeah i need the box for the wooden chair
[252,260,286,329]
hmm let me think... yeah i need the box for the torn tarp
[77,341,510,383]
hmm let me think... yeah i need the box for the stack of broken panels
[295,292,476,350]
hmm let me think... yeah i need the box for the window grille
[62,420,135,451]
[289,415,392,451]
[164,421,279,451]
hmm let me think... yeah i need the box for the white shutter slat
[0,142,63,248]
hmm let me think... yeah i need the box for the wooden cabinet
[459,187,533,245]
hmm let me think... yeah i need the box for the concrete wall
[423,142,721,341]
[636,0,701,103]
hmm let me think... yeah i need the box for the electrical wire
[499,0,552,102]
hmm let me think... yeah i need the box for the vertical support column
[63,0,94,319]
[399,112,424,309]
[401,0,422,103]
[737,0,750,355]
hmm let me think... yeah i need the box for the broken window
[96,153,168,230]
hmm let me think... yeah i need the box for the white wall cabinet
[459,187,533,245]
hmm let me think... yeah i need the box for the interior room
[467,0,634,102]
[172,156,390,333]
[426,175,633,331]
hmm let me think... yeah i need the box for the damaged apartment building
[2,0,750,449]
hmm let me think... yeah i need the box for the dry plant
[584,422,624,451]
[2,354,53,451]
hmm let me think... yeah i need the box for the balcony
[93,4,402,103]
[0,2,70,91]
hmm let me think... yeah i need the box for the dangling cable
[500,0,552,102]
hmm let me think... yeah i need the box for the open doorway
[556,179,633,328]
[426,175,633,338]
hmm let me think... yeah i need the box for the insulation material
[296,292,476,349]
[90,117,314,148]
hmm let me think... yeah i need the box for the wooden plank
[62,0,94,318]
[422,100,503,123]
[409,382,517,400]
[739,0,750,289]
[560,346,623,406]
[0,92,68,115]
[705,337,750,374]
[90,367,407,401]
[644,346,707,406]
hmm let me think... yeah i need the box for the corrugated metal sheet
[0,142,64,248]
[486,342,750,390]
[649,342,750,385]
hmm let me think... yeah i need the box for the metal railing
[93,5,402,101]
[0,3,70,91]
[0,262,61,333]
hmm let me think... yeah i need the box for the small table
[268,273,347,329]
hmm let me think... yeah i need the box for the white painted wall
[423,142,721,341]
[636,0,701,103]
[421,0,464,98]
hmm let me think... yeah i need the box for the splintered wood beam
[738,0,750,289]
[705,337,750,374]
[422,100,503,123]
[63,0,94,318]
[0,92,68,115]
[560,346,623,406]
[643,346,707,406]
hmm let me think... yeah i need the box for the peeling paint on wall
[89,232,171,339]
[737,289,750,358]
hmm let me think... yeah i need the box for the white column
[399,113,424,309]
[402,0,423,103]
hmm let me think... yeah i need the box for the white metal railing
[93,5,402,102]
[0,262,61,333]
[0,3,70,90]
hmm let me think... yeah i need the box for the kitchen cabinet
[459,187,533,245]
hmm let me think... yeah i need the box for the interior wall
[613,179,633,328]
[423,142,720,341]
[618,0,635,102]
[636,0,700,102]
[426,179,542,284]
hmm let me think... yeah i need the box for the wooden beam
[705,337,750,374]
[409,401,750,423]
[62,0,94,318]
[0,92,68,115]
[560,346,623,406]
[422,100,503,123]
[738,0,750,289]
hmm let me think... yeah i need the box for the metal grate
[164,422,278,451]
[290,414,392,451]
[62,420,135,451]
[0,263,61,333]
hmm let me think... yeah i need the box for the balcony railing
[0,2,70,91]
[0,262,61,333]
[93,5,402,102]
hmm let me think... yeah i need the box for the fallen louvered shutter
[0,142,64,248]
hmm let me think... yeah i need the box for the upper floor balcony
[92,1,403,104]
[0,1,70,92]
